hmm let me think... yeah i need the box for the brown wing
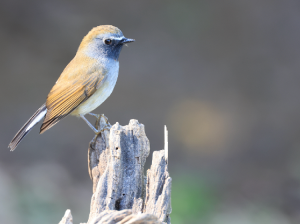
[40,71,104,134]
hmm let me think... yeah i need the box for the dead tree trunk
[58,116,172,224]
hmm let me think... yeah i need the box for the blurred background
[1,0,300,223]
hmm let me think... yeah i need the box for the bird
[8,25,134,151]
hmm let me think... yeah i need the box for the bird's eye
[104,39,112,45]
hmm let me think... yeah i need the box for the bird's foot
[90,116,111,144]
[88,113,111,134]
[95,125,111,135]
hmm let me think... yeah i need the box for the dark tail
[8,104,47,151]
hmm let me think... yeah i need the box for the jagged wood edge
[58,117,172,224]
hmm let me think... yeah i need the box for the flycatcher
[8,25,134,151]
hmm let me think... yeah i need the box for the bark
[58,116,172,224]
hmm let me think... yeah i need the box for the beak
[120,38,135,44]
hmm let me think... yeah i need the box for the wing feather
[40,71,104,134]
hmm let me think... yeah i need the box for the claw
[95,126,111,135]
[93,114,110,131]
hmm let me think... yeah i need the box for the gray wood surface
[58,116,172,224]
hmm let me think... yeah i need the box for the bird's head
[78,25,135,61]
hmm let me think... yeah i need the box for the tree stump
[58,116,172,224]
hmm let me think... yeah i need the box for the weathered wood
[58,116,172,224]
[59,210,73,224]
[143,150,172,224]
[59,209,161,224]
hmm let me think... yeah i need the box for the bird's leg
[88,113,101,130]
[80,114,99,133]
[81,113,111,135]
[88,113,109,125]
[88,112,100,119]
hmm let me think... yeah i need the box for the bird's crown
[78,25,124,50]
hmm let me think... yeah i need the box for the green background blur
[1,0,300,223]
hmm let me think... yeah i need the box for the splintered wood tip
[164,125,168,164]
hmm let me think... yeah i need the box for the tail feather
[8,104,47,151]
